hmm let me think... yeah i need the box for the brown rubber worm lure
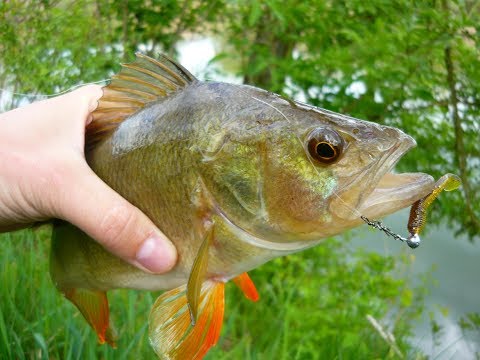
[362,173,461,249]
[405,173,461,248]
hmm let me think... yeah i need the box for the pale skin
[0,85,177,273]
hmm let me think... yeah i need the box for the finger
[52,84,103,117]
[57,162,177,274]
[0,85,104,151]
[49,85,103,145]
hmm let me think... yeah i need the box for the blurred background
[0,1,479,359]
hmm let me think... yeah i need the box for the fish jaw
[330,132,435,221]
[359,172,435,219]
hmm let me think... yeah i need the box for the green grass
[0,227,425,359]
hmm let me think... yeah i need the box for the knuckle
[99,205,138,251]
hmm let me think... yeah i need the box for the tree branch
[444,45,480,234]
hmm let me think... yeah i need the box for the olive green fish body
[52,82,298,292]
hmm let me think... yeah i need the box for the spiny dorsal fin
[86,53,197,149]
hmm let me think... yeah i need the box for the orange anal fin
[233,272,259,302]
[149,281,225,360]
[64,288,116,347]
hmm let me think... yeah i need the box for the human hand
[0,85,177,273]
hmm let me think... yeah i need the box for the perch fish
[50,53,457,359]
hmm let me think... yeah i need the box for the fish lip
[358,136,435,218]
[359,172,435,217]
[330,134,427,220]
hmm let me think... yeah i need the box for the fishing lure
[362,173,461,248]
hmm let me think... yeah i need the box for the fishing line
[0,79,109,98]
[248,94,417,248]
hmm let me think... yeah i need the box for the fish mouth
[359,172,434,218]
[357,138,435,219]
[331,133,435,221]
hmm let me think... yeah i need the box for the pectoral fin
[187,225,214,325]
[233,272,260,302]
[64,288,116,347]
[149,281,225,360]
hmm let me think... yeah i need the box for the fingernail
[85,114,93,125]
[135,234,177,273]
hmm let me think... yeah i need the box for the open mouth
[359,172,435,218]
[330,129,436,221]
[358,135,435,218]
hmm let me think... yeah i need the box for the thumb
[57,162,177,274]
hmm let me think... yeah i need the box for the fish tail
[148,281,225,360]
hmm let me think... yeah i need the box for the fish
[50,53,450,359]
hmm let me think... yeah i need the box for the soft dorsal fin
[86,53,197,149]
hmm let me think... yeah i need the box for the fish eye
[306,128,344,164]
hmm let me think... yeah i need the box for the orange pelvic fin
[149,281,225,360]
[187,225,214,325]
[64,288,116,347]
[233,272,260,302]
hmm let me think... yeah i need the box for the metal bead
[406,234,421,249]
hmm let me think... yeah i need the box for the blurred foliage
[458,311,480,359]
[0,0,479,358]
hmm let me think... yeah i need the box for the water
[350,210,480,358]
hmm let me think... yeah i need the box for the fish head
[198,86,434,246]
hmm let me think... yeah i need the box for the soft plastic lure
[362,173,461,248]
[405,173,461,248]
